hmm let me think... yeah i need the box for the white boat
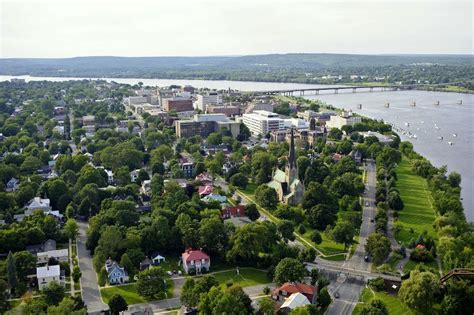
[413,135,417,139]
[448,141,453,145]
[453,133,457,137]
[404,122,410,127]
[438,136,443,140]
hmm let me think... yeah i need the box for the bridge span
[250,84,414,96]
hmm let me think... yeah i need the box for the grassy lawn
[353,288,415,315]
[395,158,437,246]
[211,268,271,287]
[403,259,438,274]
[321,254,346,261]
[101,279,174,305]
[159,255,184,274]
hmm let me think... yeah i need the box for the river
[1,75,472,221]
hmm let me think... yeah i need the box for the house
[141,180,151,196]
[181,249,210,274]
[198,185,213,197]
[221,205,246,219]
[37,265,63,290]
[179,156,194,178]
[279,293,311,313]
[25,197,52,216]
[37,249,69,265]
[350,150,363,164]
[130,169,141,183]
[151,253,166,265]
[201,194,227,203]
[5,178,20,192]
[105,258,129,285]
[139,257,153,271]
[273,282,317,303]
[27,239,57,255]
[195,172,213,185]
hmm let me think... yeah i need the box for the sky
[0,0,472,58]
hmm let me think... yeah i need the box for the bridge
[306,262,401,282]
[249,84,415,96]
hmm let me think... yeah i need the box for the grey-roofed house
[105,258,129,285]
[37,265,63,290]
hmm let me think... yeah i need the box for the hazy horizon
[1,0,472,58]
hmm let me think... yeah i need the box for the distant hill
[0,53,472,84]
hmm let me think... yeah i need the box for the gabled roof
[280,292,310,309]
[37,265,60,278]
[182,249,210,263]
[198,185,213,196]
[275,282,317,297]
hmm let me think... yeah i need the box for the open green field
[100,279,174,305]
[394,158,437,245]
[211,268,271,287]
[353,288,415,315]
[403,259,439,274]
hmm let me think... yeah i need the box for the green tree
[332,221,355,250]
[42,281,66,306]
[72,266,82,283]
[245,203,260,221]
[199,217,228,256]
[6,251,17,292]
[398,271,439,312]
[273,257,306,285]
[365,233,391,265]
[317,288,331,309]
[277,220,295,242]
[135,267,167,299]
[258,297,276,315]
[64,218,79,240]
[13,251,36,282]
[311,231,322,244]
[229,173,248,189]
[0,280,10,313]
[108,294,128,315]
[255,184,278,210]
[359,299,388,315]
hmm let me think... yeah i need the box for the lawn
[394,158,437,245]
[100,279,174,305]
[353,288,415,315]
[211,268,271,287]
[403,259,439,274]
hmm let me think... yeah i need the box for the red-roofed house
[181,248,210,274]
[195,172,213,185]
[221,205,246,219]
[272,282,317,303]
[198,185,213,197]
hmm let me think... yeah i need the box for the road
[344,159,376,272]
[77,221,109,314]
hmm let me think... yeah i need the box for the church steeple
[288,127,296,169]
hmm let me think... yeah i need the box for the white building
[25,197,52,216]
[279,293,311,312]
[37,265,63,290]
[37,249,69,265]
[195,92,223,111]
[128,96,148,106]
[325,110,362,129]
[242,110,285,136]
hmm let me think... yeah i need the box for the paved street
[344,159,376,272]
[77,221,109,314]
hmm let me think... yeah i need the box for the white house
[6,178,20,192]
[37,249,69,265]
[279,293,311,313]
[25,197,52,216]
[181,249,210,274]
[130,169,141,183]
[37,265,63,290]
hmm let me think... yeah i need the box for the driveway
[77,220,109,314]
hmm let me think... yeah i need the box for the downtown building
[175,114,240,139]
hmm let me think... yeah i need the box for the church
[268,128,305,205]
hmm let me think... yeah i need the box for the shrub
[368,277,385,291]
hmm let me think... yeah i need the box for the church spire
[288,127,296,168]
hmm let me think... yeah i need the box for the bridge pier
[352,87,356,93]
[370,87,373,92]
[315,90,319,95]
[334,89,338,94]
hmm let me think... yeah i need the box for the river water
[1,75,472,221]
